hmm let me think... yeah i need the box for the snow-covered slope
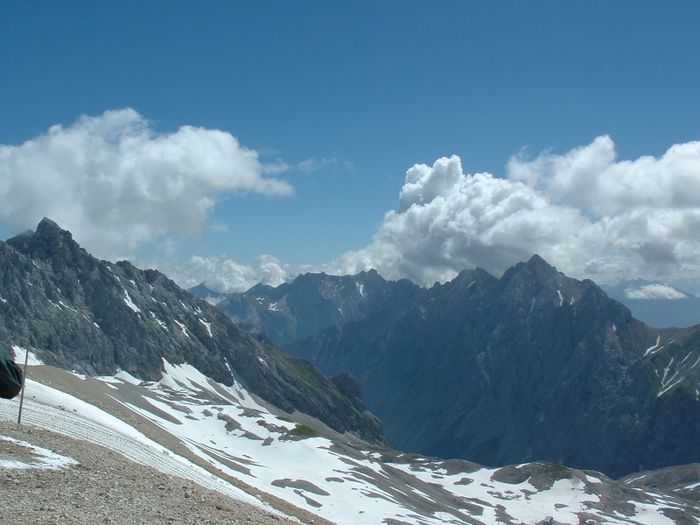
[2,362,697,525]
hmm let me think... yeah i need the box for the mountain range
[196,256,700,478]
[0,218,382,442]
[0,218,698,523]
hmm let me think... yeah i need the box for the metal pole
[17,347,29,427]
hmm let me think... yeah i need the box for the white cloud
[328,138,700,286]
[209,222,230,234]
[263,156,351,175]
[327,156,588,284]
[624,284,688,301]
[262,160,291,175]
[9,113,698,291]
[0,109,292,260]
[167,254,289,293]
[297,156,349,173]
[508,136,700,216]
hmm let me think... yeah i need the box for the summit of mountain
[0,219,383,443]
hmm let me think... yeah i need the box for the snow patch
[123,289,141,313]
[657,357,684,397]
[58,300,77,312]
[115,370,142,385]
[174,320,190,338]
[0,435,78,470]
[644,335,662,357]
[199,318,213,337]
[149,311,168,330]
[11,346,44,366]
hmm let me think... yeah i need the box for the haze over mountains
[196,257,700,479]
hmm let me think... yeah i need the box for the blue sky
[2,1,700,291]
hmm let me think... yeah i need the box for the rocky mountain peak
[36,216,63,233]
[188,282,229,305]
[525,253,553,270]
[503,253,558,281]
[356,268,384,285]
[7,217,89,268]
[0,219,385,443]
[495,254,567,310]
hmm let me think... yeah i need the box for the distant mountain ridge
[0,218,383,443]
[200,256,700,478]
[196,269,421,348]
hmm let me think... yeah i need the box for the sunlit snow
[123,289,141,313]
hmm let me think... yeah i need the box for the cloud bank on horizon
[2,110,700,292]
[327,136,700,287]
[623,283,688,301]
[0,109,292,260]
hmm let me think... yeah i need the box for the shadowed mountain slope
[210,256,700,478]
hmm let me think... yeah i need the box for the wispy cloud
[262,160,292,175]
[262,155,352,175]
[297,156,352,173]
[209,222,230,234]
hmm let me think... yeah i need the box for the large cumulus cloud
[330,137,700,285]
[0,109,292,260]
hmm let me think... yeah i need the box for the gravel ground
[0,421,299,525]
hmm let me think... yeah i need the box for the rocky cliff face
[0,218,383,443]
[205,269,421,348]
[212,256,700,477]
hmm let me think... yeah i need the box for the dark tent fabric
[0,345,23,399]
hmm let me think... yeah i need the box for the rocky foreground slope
[0,421,296,525]
[204,257,700,478]
[2,361,698,525]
